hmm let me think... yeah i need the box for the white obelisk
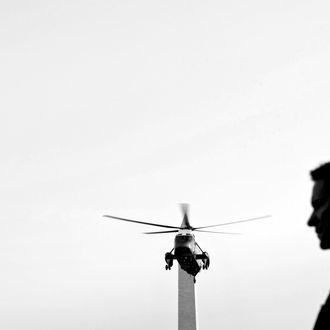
[178,267,197,330]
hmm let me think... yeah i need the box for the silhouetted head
[308,162,330,249]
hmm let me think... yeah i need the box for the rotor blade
[179,203,191,228]
[143,230,179,234]
[180,203,189,215]
[103,215,181,229]
[194,229,241,235]
[193,215,271,230]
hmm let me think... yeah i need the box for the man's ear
[320,197,330,216]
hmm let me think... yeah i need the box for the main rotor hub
[178,229,193,236]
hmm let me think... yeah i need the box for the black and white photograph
[1,1,330,329]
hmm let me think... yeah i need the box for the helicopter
[103,204,270,282]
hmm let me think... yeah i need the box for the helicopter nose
[175,246,191,257]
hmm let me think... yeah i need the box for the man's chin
[320,238,330,249]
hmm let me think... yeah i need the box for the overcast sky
[1,1,330,329]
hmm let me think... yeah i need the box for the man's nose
[308,212,319,227]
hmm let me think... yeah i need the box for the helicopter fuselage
[165,229,210,277]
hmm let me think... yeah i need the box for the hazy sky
[1,1,330,329]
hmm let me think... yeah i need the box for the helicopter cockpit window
[176,235,192,243]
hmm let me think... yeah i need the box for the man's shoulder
[313,292,330,330]
[324,292,330,308]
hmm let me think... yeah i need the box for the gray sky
[1,1,330,329]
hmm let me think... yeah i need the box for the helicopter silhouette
[103,204,270,282]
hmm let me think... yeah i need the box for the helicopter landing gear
[202,251,210,270]
[202,263,209,270]
[193,277,196,283]
[165,250,174,270]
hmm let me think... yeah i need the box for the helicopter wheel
[165,265,168,270]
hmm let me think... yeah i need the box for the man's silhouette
[308,162,330,329]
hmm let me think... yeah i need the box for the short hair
[311,162,330,183]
